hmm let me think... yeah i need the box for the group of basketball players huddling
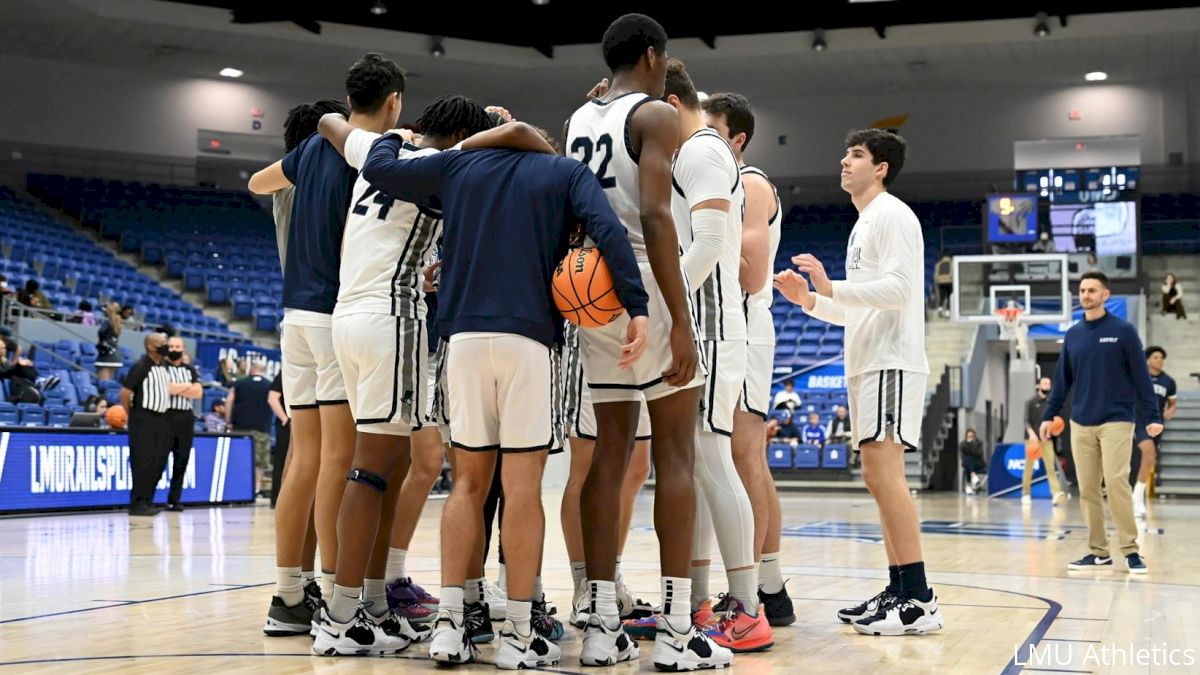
[248,12,944,671]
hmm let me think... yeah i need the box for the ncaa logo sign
[1004,444,1041,479]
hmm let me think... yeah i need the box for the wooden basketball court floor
[2,491,1199,674]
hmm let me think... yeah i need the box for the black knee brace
[347,468,388,492]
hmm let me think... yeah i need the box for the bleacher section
[0,186,242,341]
[27,175,284,334]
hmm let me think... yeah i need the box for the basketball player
[701,91,793,627]
[774,129,944,636]
[269,100,341,624]
[654,61,769,653]
[566,13,731,670]
[305,96,496,655]
[560,321,654,627]
[249,54,402,638]
[1132,346,1176,518]
[360,123,649,669]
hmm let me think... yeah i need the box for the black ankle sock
[898,562,929,599]
[887,565,900,593]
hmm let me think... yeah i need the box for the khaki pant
[1021,439,1063,497]
[1072,421,1138,557]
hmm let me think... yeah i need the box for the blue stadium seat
[0,402,18,425]
[767,443,794,469]
[823,443,849,469]
[47,406,72,427]
[793,444,821,468]
[18,404,47,426]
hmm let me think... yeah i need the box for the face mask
[168,350,184,361]
[156,345,170,357]
[1039,388,1050,396]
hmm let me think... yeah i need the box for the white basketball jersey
[566,93,652,260]
[335,128,442,320]
[741,165,782,308]
[671,129,746,341]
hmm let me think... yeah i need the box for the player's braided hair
[415,95,492,141]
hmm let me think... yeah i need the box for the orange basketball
[552,247,625,328]
[106,404,127,430]
[1051,416,1065,436]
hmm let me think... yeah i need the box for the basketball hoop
[995,306,1031,359]
[995,306,1023,341]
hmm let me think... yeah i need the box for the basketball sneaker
[616,576,654,620]
[621,615,658,641]
[852,591,944,636]
[429,609,478,664]
[305,580,323,638]
[464,601,495,644]
[532,598,565,641]
[485,581,507,621]
[580,614,640,667]
[836,588,896,624]
[371,605,432,644]
[311,605,410,656]
[263,595,314,637]
[569,582,590,628]
[757,581,796,627]
[495,620,562,670]
[387,577,439,617]
[704,600,774,653]
[652,615,733,671]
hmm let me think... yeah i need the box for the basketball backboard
[950,254,1070,324]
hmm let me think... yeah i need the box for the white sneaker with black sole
[1068,554,1113,570]
[569,583,590,628]
[428,610,478,664]
[616,576,654,620]
[371,606,433,643]
[852,592,944,636]
[311,605,410,656]
[485,581,507,621]
[837,589,896,624]
[580,614,639,667]
[495,621,561,670]
[652,615,733,671]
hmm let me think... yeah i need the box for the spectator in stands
[69,300,97,326]
[0,274,12,296]
[772,379,802,410]
[827,405,852,445]
[960,428,986,494]
[226,360,274,495]
[934,254,953,316]
[83,394,106,414]
[16,279,52,312]
[803,411,826,448]
[0,337,40,403]
[1031,231,1056,254]
[96,303,133,381]
[204,398,228,433]
[773,411,801,443]
[1084,252,1102,274]
[1162,273,1186,320]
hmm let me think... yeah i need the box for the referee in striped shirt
[120,332,172,516]
[162,336,203,511]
